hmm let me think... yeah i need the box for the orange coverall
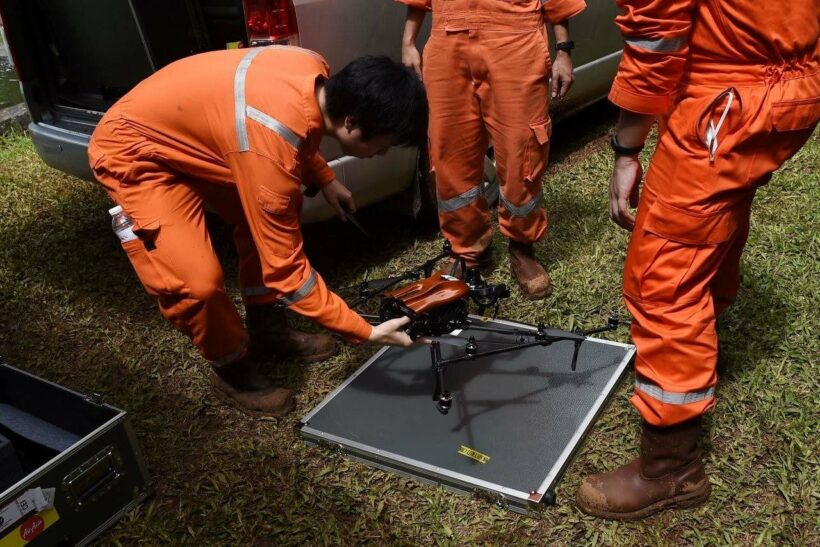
[612,0,819,425]
[88,47,373,367]
[397,0,585,264]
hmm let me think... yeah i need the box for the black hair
[324,56,428,148]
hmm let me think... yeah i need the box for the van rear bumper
[29,121,94,181]
[26,121,419,224]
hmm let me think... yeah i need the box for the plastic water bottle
[109,205,138,243]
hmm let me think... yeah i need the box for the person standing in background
[398,0,586,299]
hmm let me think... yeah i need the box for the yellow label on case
[458,445,491,464]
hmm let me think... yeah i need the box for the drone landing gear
[431,343,453,414]
[429,316,622,414]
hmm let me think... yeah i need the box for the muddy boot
[210,357,295,418]
[576,417,710,520]
[508,240,552,299]
[246,305,337,363]
[439,245,495,278]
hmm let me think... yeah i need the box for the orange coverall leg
[90,121,271,366]
[423,10,551,264]
[624,85,816,427]
[606,0,819,428]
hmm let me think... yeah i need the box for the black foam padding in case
[0,404,81,453]
[0,432,25,492]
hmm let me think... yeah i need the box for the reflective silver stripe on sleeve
[635,377,716,405]
[210,335,249,367]
[241,286,272,297]
[499,190,543,218]
[280,269,318,307]
[438,186,482,213]
[246,106,303,150]
[625,36,687,53]
[234,47,265,152]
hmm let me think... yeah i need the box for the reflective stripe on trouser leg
[499,190,543,218]
[479,26,549,245]
[424,29,492,262]
[438,186,482,213]
[635,377,715,405]
[623,78,816,427]
[623,221,726,426]
[622,188,734,427]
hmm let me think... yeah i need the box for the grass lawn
[0,113,817,545]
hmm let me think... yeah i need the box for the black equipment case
[0,360,149,546]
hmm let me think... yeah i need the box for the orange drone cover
[384,273,470,315]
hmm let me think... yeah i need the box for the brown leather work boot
[210,357,295,417]
[576,417,710,520]
[439,245,495,279]
[508,240,552,299]
[246,305,337,363]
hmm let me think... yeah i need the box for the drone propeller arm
[463,323,536,338]
[577,315,621,336]
[463,322,587,342]
[432,335,585,369]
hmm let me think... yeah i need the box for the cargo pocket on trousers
[257,186,300,258]
[770,72,820,132]
[642,198,737,246]
[121,227,184,297]
[523,118,552,182]
[626,198,739,304]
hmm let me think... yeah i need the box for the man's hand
[401,6,426,79]
[322,179,356,221]
[402,43,422,79]
[609,155,643,231]
[551,51,575,100]
[368,316,415,347]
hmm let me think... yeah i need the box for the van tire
[415,148,440,232]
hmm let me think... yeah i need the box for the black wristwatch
[610,134,644,156]
[555,40,575,53]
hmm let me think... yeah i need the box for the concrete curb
[0,102,29,134]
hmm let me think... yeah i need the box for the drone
[348,240,623,414]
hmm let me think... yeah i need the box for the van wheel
[415,148,440,232]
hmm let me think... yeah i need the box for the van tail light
[0,8,25,80]
[242,0,299,47]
